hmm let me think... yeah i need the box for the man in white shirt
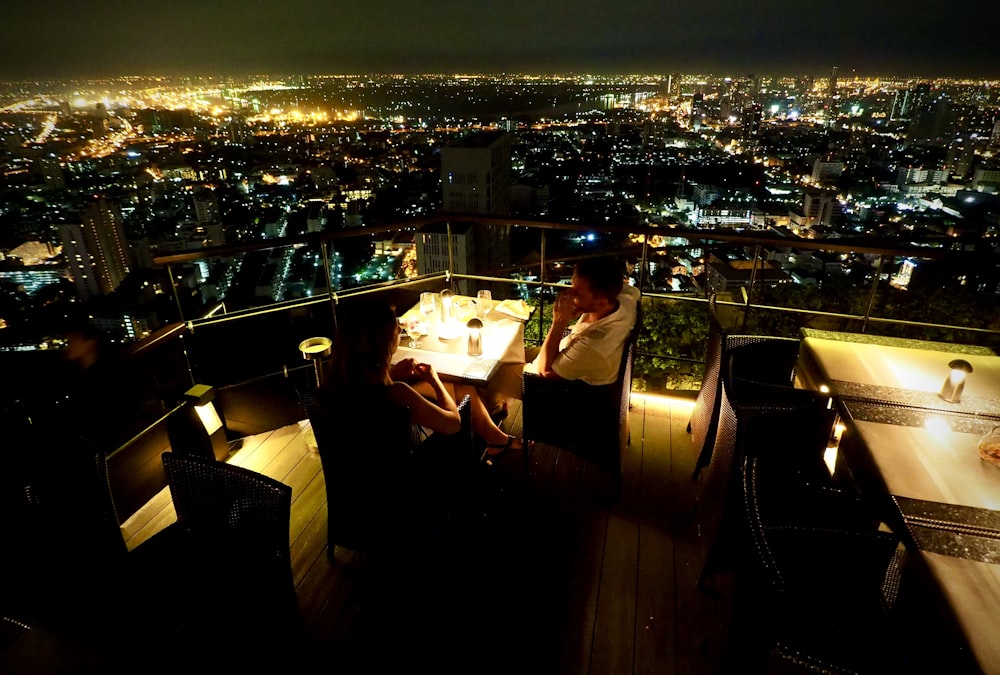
[529,256,639,385]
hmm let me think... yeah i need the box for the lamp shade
[939,359,973,403]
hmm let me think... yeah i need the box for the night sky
[3,0,999,80]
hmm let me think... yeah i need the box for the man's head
[571,257,624,315]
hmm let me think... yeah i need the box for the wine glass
[408,320,426,348]
[420,292,436,320]
[477,290,492,319]
[398,318,419,348]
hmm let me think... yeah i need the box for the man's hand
[536,289,578,380]
[552,288,581,327]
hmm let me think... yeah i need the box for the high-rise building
[990,118,1000,149]
[441,131,512,216]
[434,131,513,294]
[803,188,837,227]
[60,199,133,300]
[741,102,763,155]
[193,190,220,225]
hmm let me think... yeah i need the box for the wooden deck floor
[121,393,739,674]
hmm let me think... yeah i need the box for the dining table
[795,328,1000,673]
[391,292,533,389]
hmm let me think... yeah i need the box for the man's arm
[535,289,578,379]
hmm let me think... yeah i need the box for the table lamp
[440,289,454,322]
[466,318,483,356]
[939,359,973,403]
[167,384,230,461]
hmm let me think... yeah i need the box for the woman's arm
[387,365,461,434]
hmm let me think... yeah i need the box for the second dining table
[795,329,1000,673]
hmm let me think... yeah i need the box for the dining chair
[688,296,803,481]
[129,452,302,658]
[0,434,130,638]
[734,450,911,674]
[298,386,475,555]
[694,353,836,593]
[520,299,642,492]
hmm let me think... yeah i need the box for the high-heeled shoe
[480,434,521,465]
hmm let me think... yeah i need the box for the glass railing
[96,216,999,519]
[152,216,1000,396]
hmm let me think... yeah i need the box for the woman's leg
[411,380,522,451]
[453,383,515,447]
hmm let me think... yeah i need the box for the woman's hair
[324,300,399,392]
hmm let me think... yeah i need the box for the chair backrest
[689,294,724,476]
[297,386,473,553]
[0,438,128,632]
[696,369,836,587]
[161,451,292,564]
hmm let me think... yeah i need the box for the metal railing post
[446,221,455,293]
[537,228,547,342]
[862,255,886,334]
[742,244,761,332]
[167,263,185,324]
[320,241,338,332]
[639,235,648,295]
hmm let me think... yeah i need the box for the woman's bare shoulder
[386,380,420,405]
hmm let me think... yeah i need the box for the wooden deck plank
[670,398,733,675]
[228,422,303,473]
[635,396,684,675]
[287,469,327,549]
[590,398,644,675]
[121,487,175,550]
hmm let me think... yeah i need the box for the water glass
[419,292,436,318]
[476,290,492,318]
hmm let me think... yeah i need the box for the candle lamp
[939,359,973,403]
[440,289,454,322]
[466,318,483,356]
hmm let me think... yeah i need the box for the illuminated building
[60,199,133,300]
[438,131,513,293]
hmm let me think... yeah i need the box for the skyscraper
[432,131,513,293]
[60,199,133,300]
[441,131,512,216]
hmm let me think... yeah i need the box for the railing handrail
[153,212,989,267]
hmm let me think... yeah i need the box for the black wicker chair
[130,452,302,661]
[298,387,474,555]
[688,293,725,480]
[695,342,836,593]
[688,296,803,481]
[0,436,129,636]
[732,449,910,674]
[520,300,642,491]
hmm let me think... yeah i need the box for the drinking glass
[476,290,492,318]
[408,320,426,348]
[399,318,421,348]
[420,292,436,320]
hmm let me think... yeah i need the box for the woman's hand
[413,362,440,384]
[389,358,417,382]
